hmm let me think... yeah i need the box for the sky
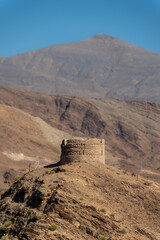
[0,0,160,57]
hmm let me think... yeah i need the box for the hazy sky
[0,0,160,56]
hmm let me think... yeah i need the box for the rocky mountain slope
[0,160,160,240]
[0,34,160,102]
[0,86,160,184]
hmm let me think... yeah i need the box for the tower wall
[60,138,105,165]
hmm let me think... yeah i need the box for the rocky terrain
[0,34,160,102]
[0,159,160,240]
[0,86,160,239]
[0,86,160,186]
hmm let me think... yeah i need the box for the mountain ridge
[1,33,160,57]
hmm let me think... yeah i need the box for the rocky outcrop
[0,160,159,239]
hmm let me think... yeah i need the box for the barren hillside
[0,34,160,102]
[0,103,72,191]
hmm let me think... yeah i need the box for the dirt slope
[0,86,160,182]
[0,34,160,102]
[0,160,160,240]
[0,103,72,191]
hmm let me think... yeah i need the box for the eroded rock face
[60,138,105,165]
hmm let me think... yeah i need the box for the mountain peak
[93,33,115,40]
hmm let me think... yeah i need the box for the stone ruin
[60,138,105,165]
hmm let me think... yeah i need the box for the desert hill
[0,160,160,239]
[0,34,160,102]
[0,86,160,183]
[0,103,72,191]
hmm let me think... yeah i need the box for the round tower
[60,138,105,165]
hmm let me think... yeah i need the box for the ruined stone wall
[60,138,105,165]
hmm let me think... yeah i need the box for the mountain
[0,159,160,239]
[0,86,160,184]
[0,34,160,102]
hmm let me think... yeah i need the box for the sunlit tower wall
[60,138,105,165]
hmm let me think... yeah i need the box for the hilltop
[0,34,160,102]
[0,160,160,239]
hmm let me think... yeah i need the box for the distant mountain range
[0,34,160,102]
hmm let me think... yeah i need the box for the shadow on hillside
[44,161,61,168]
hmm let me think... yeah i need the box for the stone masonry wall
[60,138,105,165]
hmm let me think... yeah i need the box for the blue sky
[0,0,160,56]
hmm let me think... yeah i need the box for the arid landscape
[0,86,160,193]
[0,33,160,240]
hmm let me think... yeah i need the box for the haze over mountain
[0,34,160,102]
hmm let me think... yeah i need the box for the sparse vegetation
[49,224,57,231]
[98,236,106,240]
[79,196,84,200]
[45,170,55,175]
[14,175,21,181]
[54,214,59,218]
[110,213,115,218]
[4,220,12,227]
[1,236,7,240]
[119,228,126,234]
[100,208,106,213]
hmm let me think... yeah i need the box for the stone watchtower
[60,138,105,165]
